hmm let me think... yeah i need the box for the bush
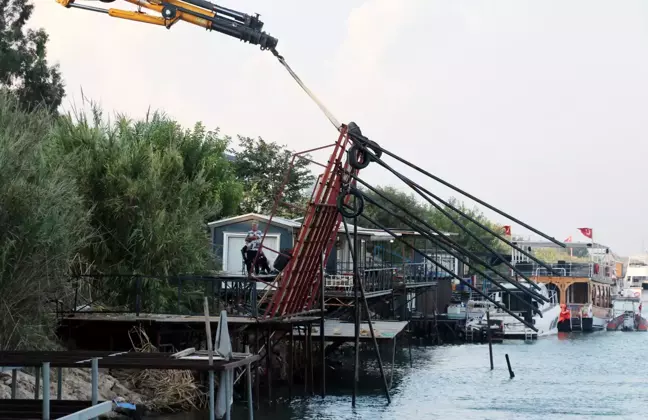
[0,92,90,350]
[50,104,242,312]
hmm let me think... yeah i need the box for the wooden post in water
[486,311,493,370]
[505,354,515,379]
[352,220,360,408]
[320,251,326,398]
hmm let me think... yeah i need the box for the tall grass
[0,92,91,350]
[0,94,244,349]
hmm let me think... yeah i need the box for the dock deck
[304,320,409,341]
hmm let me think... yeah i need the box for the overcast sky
[32,0,648,256]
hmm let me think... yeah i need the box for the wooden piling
[352,220,360,408]
[320,251,326,398]
[486,311,493,370]
[505,354,515,379]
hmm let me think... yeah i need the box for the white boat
[446,300,492,321]
[467,281,560,339]
[624,254,648,292]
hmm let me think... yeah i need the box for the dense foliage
[0,93,89,349]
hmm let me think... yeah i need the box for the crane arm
[55,0,278,50]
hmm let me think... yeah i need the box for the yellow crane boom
[55,0,278,50]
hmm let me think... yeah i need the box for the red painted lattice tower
[252,124,364,318]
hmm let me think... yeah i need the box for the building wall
[211,220,294,269]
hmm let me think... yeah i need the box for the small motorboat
[606,290,648,331]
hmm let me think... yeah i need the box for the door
[224,234,280,274]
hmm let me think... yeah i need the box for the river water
[151,309,648,420]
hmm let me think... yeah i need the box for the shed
[208,213,301,274]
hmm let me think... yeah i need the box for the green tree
[0,92,90,350]
[357,185,429,230]
[0,0,65,111]
[426,198,505,254]
[232,136,315,218]
[51,107,243,311]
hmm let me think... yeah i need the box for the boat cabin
[509,240,621,315]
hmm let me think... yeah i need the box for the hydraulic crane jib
[56,0,279,50]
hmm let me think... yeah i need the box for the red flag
[503,225,511,236]
[578,228,593,239]
[564,236,572,243]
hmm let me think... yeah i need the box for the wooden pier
[0,350,258,420]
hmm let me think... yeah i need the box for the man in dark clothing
[245,222,263,275]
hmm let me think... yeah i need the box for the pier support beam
[10,369,16,399]
[487,311,494,370]
[42,362,50,420]
[245,345,254,420]
[320,251,326,398]
[57,367,63,400]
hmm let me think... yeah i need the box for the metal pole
[225,369,231,420]
[389,337,397,389]
[254,330,260,410]
[209,371,215,420]
[90,358,98,420]
[487,311,494,370]
[11,369,17,399]
[42,362,50,420]
[34,366,40,399]
[289,327,294,401]
[57,368,62,400]
[245,345,254,420]
[267,328,272,402]
[320,251,326,398]
[342,218,392,404]
[352,217,360,408]
[308,324,314,395]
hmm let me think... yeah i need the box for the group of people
[241,222,272,275]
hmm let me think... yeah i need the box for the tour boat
[509,240,620,332]
[606,289,648,331]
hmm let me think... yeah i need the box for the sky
[31,0,648,256]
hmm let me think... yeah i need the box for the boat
[509,240,620,332]
[466,281,560,339]
[446,299,491,321]
[606,289,648,331]
[623,254,648,292]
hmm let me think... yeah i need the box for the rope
[271,49,342,131]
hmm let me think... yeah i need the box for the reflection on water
[150,293,648,420]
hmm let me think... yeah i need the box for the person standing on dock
[245,222,264,275]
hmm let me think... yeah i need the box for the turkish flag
[578,228,593,239]
[503,225,511,236]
